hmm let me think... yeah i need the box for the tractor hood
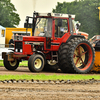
[23,36,45,42]
[14,35,45,42]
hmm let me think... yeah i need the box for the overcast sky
[35,0,75,12]
[11,0,75,27]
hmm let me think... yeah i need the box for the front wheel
[28,54,45,72]
[3,55,19,70]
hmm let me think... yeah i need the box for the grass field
[0,60,4,66]
[0,60,100,80]
[0,60,28,67]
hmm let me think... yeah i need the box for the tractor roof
[34,12,75,19]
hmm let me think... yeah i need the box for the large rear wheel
[58,38,95,74]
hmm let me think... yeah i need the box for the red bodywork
[14,16,76,60]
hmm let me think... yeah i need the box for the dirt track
[0,66,99,75]
[0,67,100,100]
[0,83,100,100]
[0,66,63,75]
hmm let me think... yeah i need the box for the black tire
[28,54,45,72]
[58,38,77,73]
[3,55,19,70]
[58,38,95,74]
[58,43,70,73]
[43,61,59,72]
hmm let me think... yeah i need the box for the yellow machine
[89,35,100,72]
[90,7,100,72]
[92,52,100,72]
[5,28,32,45]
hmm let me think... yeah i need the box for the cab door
[52,18,69,50]
[44,18,52,50]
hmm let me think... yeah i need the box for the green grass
[0,60,100,81]
[0,60,28,67]
[19,61,28,66]
[0,74,100,81]
[0,60,4,66]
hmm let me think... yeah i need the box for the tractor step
[52,55,58,57]
[51,52,58,61]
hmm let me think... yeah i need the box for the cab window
[55,19,68,38]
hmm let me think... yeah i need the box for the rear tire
[58,38,95,74]
[58,43,71,73]
[28,54,45,72]
[3,55,19,70]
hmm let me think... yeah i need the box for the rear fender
[66,35,85,43]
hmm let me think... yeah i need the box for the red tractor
[2,12,95,73]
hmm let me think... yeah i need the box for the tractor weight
[3,55,19,70]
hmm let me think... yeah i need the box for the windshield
[34,18,52,37]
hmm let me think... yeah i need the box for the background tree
[53,0,100,38]
[0,0,20,27]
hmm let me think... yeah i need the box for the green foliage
[0,0,20,27]
[53,0,100,38]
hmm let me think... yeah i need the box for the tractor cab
[24,12,76,50]
[24,12,76,37]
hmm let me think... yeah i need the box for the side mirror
[24,23,32,28]
[24,16,33,28]
[24,16,29,28]
[24,23,28,28]
[57,19,62,27]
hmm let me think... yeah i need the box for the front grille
[15,42,22,49]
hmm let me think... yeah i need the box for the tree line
[53,0,100,38]
[0,0,100,38]
[0,0,20,27]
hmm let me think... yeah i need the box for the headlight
[15,49,23,52]
[15,49,18,52]
[20,49,22,52]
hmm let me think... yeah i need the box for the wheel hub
[73,46,87,68]
[9,59,17,67]
[34,59,42,69]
